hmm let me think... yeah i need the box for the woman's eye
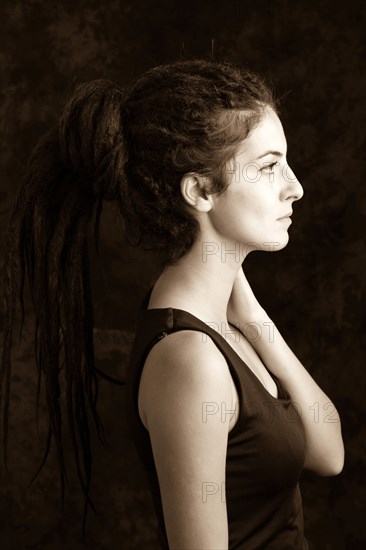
[260,161,279,174]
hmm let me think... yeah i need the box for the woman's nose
[282,164,304,201]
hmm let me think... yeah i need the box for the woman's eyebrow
[254,150,284,160]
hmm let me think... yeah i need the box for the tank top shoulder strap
[134,285,239,366]
[127,285,240,387]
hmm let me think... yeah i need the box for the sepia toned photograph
[0,1,364,548]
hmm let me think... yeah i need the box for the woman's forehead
[235,108,287,160]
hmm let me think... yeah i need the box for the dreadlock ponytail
[0,79,128,538]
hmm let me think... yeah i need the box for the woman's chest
[224,324,279,399]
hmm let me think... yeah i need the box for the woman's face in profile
[208,107,304,253]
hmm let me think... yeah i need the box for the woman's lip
[278,216,292,222]
[278,213,293,220]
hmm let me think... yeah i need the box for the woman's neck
[148,238,247,326]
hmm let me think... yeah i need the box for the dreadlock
[0,57,278,537]
[0,79,128,536]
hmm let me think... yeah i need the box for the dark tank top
[126,286,309,549]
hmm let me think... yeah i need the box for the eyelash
[260,161,279,174]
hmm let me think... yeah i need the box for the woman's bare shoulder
[143,328,229,382]
[138,329,232,430]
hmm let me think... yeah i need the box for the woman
[1,59,344,548]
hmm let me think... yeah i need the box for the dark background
[0,0,365,548]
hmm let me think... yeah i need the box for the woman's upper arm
[139,330,233,550]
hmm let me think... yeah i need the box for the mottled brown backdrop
[0,0,365,548]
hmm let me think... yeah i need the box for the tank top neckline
[140,305,290,403]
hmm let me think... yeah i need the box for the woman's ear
[180,173,212,212]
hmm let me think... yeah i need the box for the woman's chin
[266,232,290,252]
[278,232,290,249]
